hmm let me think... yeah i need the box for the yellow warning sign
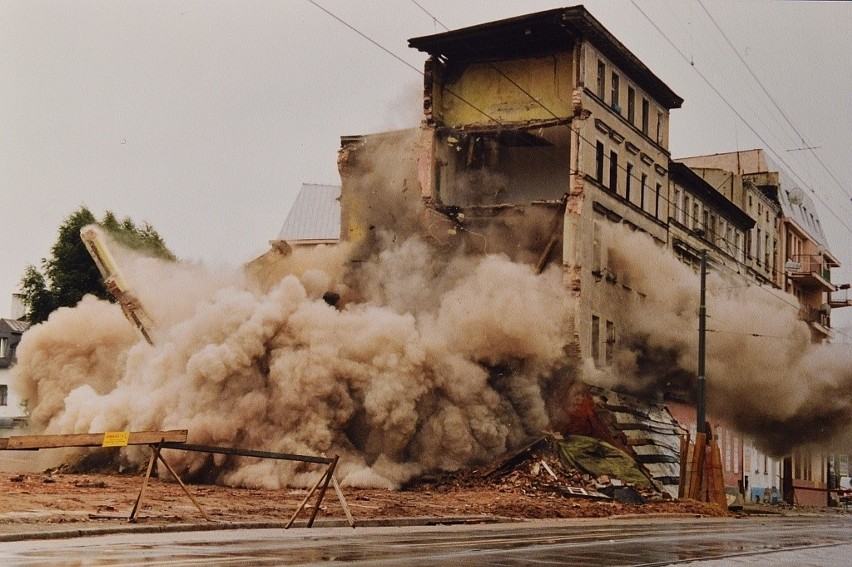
[102,431,130,447]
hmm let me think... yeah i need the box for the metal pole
[697,250,707,434]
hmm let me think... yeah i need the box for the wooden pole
[129,442,161,521]
[308,455,338,528]
[285,468,329,529]
[156,452,212,522]
[331,473,355,528]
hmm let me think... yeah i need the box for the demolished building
[337,6,849,506]
[339,6,689,497]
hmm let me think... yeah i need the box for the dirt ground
[0,470,729,529]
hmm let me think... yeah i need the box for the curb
[0,515,509,543]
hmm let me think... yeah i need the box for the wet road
[0,516,850,566]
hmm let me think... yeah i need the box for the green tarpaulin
[557,435,651,489]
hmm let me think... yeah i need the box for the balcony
[830,286,852,309]
[785,254,836,292]
[799,305,831,336]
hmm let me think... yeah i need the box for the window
[764,233,771,268]
[627,86,635,124]
[591,315,600,364]
[692,201,700,229]
[605,320,615,366]
[656,111,663,144]
[597,60,606,98]
[655,183,661,218]
[703,209,709,235]
[640,173,647,210]
[609,150,618,192]
[756,228,762,265]
[0,385,6,406]
[625,163,633,201]
[595,141,605,183]
[641,98,649,135]
[684,195,691,228]
[0,337,7,359]
[593,222,602,273]
[610,72,620,111]
[673,188,681,222]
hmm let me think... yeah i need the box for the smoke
[11,135,576,488]
[12,132,851,489]
[588,223,852,456]
[12,242,571,488]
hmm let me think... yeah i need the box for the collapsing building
[337,6,848,505]
[340,6,687,497]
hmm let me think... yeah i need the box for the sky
[1,0,851,330]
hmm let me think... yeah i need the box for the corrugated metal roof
[769,157,832,252]
[277,184,341,243]
[0,319,30,333]
[593,389,686,498]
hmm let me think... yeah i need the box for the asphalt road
[0,516,850,566]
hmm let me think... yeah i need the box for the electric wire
[311,0,850,342]
[629,0,852,240]
[408,0,795,284]
[322,0,826,294]
[696,0,852,204]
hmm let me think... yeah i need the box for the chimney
[10,294,25,320]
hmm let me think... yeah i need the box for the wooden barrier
[0,429,188,450]
[0,430,353,528]
[679,425,728,510]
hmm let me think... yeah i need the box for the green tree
[19,206,175,324]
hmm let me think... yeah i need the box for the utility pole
[697,250,707,434]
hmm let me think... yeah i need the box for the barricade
[0,430,353,528]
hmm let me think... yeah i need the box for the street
[0,516,850,566]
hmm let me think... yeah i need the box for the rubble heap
[409,435,670,506]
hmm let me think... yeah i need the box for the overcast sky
[2,0,851,329]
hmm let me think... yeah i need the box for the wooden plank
[155,451,212,522]
[159,441,332,465]
[688,433,706,501]
[3,430,187,450]
[678,433,689,499]
[308,456,338,528]
[331,473,355,528]
[710,440,728,509]
[129,444,160,522]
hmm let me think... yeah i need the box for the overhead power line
[696,0,852,204]
[628,0,852,240]
[311,0,849,341]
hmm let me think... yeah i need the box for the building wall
[743,437,783,503]
[429,53,576,127]
[0,322,27,423]
[568,39,673,363]
[666,401,744,492]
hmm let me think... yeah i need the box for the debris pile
[409,435,668,506]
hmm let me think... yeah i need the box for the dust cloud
[11,132,575,489]
[11,134,851,488]
[588,223,852,456]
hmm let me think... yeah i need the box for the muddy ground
[0,470,729,529]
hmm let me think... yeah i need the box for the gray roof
[762,155,832,252]
[277,184,341,243]
[0,319,30,334]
